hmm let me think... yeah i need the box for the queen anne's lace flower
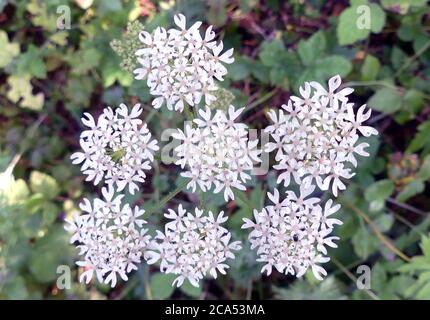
[133,13,234,112]
[173,106,261,201]
[65,186,151,287]
[265,75,378,196]
[145,205,241,287]
[242,185,342,280]
[70,103,159,195]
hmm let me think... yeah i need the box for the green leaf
[250,61,271,83]
[29,227,72,283]
[29,171,60,200]
[417,154,430,180]
[69,48,101,75]
[382,0,428,14]
[97,0,122,14]
[396,180,425,202]
[149,273,176,299]
[404,89,424,114]
[374,214,394,233]
[298,31,326,66]
[407,120,430,154]
[259,39,286,67]
[65,76,95,110]
[371,263,387,292]
[16,45,47,79]
[364,179,395,211]
[0,30,20,68]
[296,56,353,88]
[367,87,403,114]
[101,59,133,88]
[6,75,44,111]
[361,54,380,81]
[0,174,30,206]
[399,237,430,299]
[26,0,57,33]
[180,280,203,298]
[2,276,29,299]
[420,236,430,258]
[227,56,251,81]
[273,276,346,300]
[314,55,353,78]
[337,2,386,45]
[352,225,380,259]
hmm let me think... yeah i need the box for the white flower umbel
[173,106,261,201]
[71,103,159,195]
[145,205,241,287]
[265,75,378,196]
[65,186,151,287]
[133,13,234,112]
[242,185,342,280]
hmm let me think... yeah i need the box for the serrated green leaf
[0,30,20,68]
[367,87,403,114]
[337,3,386,45]
[259,39,286,67]
[352,225,379,259]
[298,31,326,66]
[364,179,394,211]
[396,180,424,202]
[364,179,394,201]
[16,45,47,79]
[407,120,430,154]
[29,227,72,283]
[6,75,44,111]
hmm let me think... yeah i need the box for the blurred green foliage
[1,0,430,300]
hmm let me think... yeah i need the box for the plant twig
[145,179,189,215]
[144,264,153,300]
[394,39,430,78]
[246,277,253,300]
[387,197,429,216]
[345,202,411,262]
[331,257,380,300]
[244,87,279,114]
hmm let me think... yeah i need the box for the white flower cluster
[265,75,378,196]
[71,103,159,195]
[173,106,261,201]
[145,205,241,287]
[133,13,234,112]
[242,185,342,280]
[66,186,152,287]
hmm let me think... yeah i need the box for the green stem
[145,179,189,215]
[344,80,399,91]
[115,275,139,300]
[199,190,206,208]
[184,104,194,121]
[394,39,430,78]
[233,189,253,211]
[331,257,380,300]
[6,114,47,175]
[344,81,430,101]
[145,108,158,123]
[244,87,279,113]
[144,264,153,300]
[246,277,253,300]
